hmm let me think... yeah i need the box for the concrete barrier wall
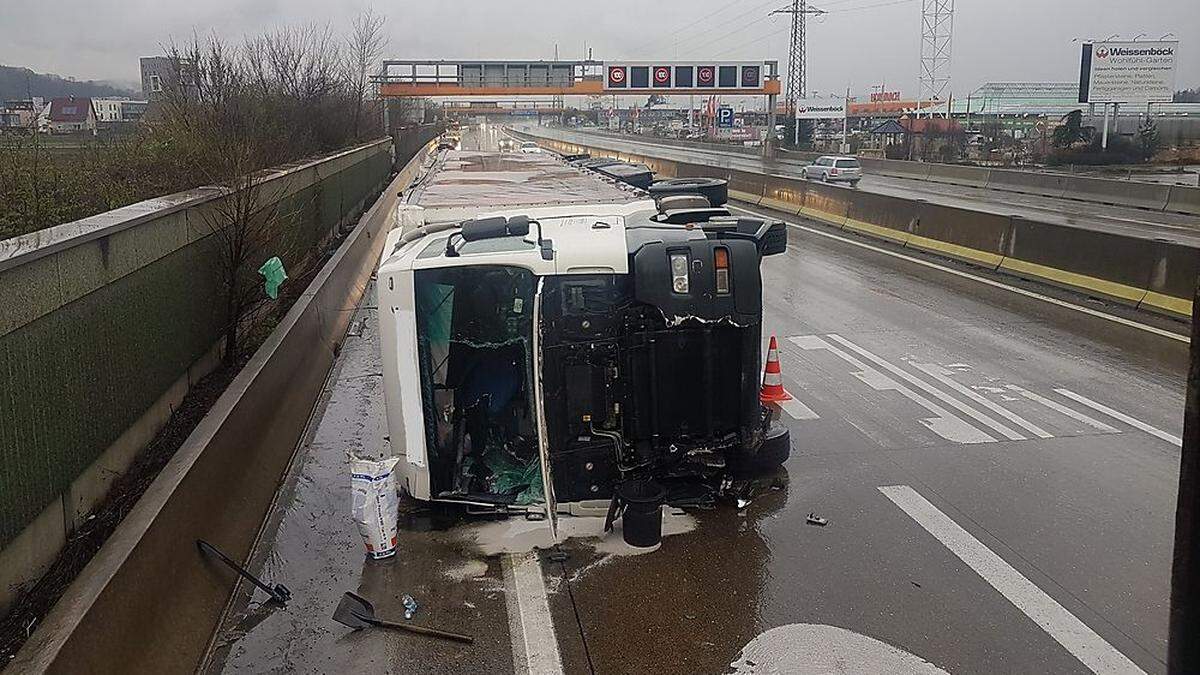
[1166,185,1200,216]
[8,138,437,675]
[985,169,1070,199]
[524,126,1198,320]
[0,139,394,614]
[564,128,1200,216]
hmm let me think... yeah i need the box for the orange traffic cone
[760,335,793,403]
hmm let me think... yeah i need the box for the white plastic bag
[351,457,401,559]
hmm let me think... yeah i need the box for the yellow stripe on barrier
[798,207,847,227]
[999,257,1148,304]
[758,196,799,213]
[729,189,764,206]
[844,218,910,244]
[1140,291,1193,318]
[907,235,1003,268]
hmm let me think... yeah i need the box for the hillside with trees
[0,65,137,101]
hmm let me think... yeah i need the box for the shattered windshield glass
[414,265,542,504]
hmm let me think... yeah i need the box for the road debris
[402,594,418,620]
[351,457,401,559]
[806,513,828,527]
[332,592,473,644]
[197,540,291,605]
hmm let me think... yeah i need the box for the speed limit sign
[653,66,671,86]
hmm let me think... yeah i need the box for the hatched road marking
[778,397,820,420]
[1005,385,1120,434]
[1054,388,1181,447]
[789,334,995,444]
[879,485,1148,675]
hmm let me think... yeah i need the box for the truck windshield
[414,265,543,504]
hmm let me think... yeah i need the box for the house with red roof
[46,96,98,135]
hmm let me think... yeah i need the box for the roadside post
[1169,278,1200,673]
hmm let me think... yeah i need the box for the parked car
[519,141,541,154]
[801,156,862,187]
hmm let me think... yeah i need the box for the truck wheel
[734,423,790,475]
[648,177,728,206]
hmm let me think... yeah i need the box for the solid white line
[1005,385,1119,434]
[879,485,1147,675]
[503,552,564,675]
[1053,388,1181,446]
[911,362,1053,439]
[789,335,995,444]
[824,334,1027,441]
[728,204,1189,345]
[778,397,820,420]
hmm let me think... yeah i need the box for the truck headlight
[670,253,689,293]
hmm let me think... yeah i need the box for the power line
[656,0,786,57]
[629,1,750,56]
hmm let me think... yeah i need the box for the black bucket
[618,480,666,548]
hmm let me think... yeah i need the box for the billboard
[796,97,846,120]
[603,62,768,92]
[1078,41,1179,103]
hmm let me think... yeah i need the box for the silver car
[802,155,862,187]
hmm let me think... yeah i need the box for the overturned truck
[378,147,788,512]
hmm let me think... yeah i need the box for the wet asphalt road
[204,127,1186,674]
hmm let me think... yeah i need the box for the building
[46,96,97,134]
[140,56,197,102]
[0,97,45,131]
[92,97,150,123]
[93,97,124,122]
[120,99,148,121]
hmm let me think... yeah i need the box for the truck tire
[648,177,728,206]
[734,423,790,475]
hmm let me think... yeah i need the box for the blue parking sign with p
[717,106,734,128]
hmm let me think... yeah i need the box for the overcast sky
[2,0,1197,101]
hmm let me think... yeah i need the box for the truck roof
[407,150,647,223]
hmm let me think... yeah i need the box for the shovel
[333,591,474,644]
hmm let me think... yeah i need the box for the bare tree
[345,9,387,141]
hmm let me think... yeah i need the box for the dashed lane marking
[880,485,1148,675]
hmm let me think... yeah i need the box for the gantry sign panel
[603,62,774,94]
[374,59,779,97]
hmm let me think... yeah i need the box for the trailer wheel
[648,177,729,206]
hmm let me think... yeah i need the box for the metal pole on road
[1101,103,1110,150]
[1170,278,1200,673]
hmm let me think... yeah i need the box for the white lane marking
[824,334,1027,441]
[503,552,564,675]
[1006,385,1120,434]
[728,205,1189,345]
[1053,388,1181,446]
[879,485,1148,675]
[729,623,949,674]
[789,335,995,444]
[778,397,820,420]
[911,362,1053,439]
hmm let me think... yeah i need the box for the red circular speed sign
[654,67,670,84]
[698,66,714,83]
[609,67,625,83]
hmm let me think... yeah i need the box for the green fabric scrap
[258,256,288,299]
